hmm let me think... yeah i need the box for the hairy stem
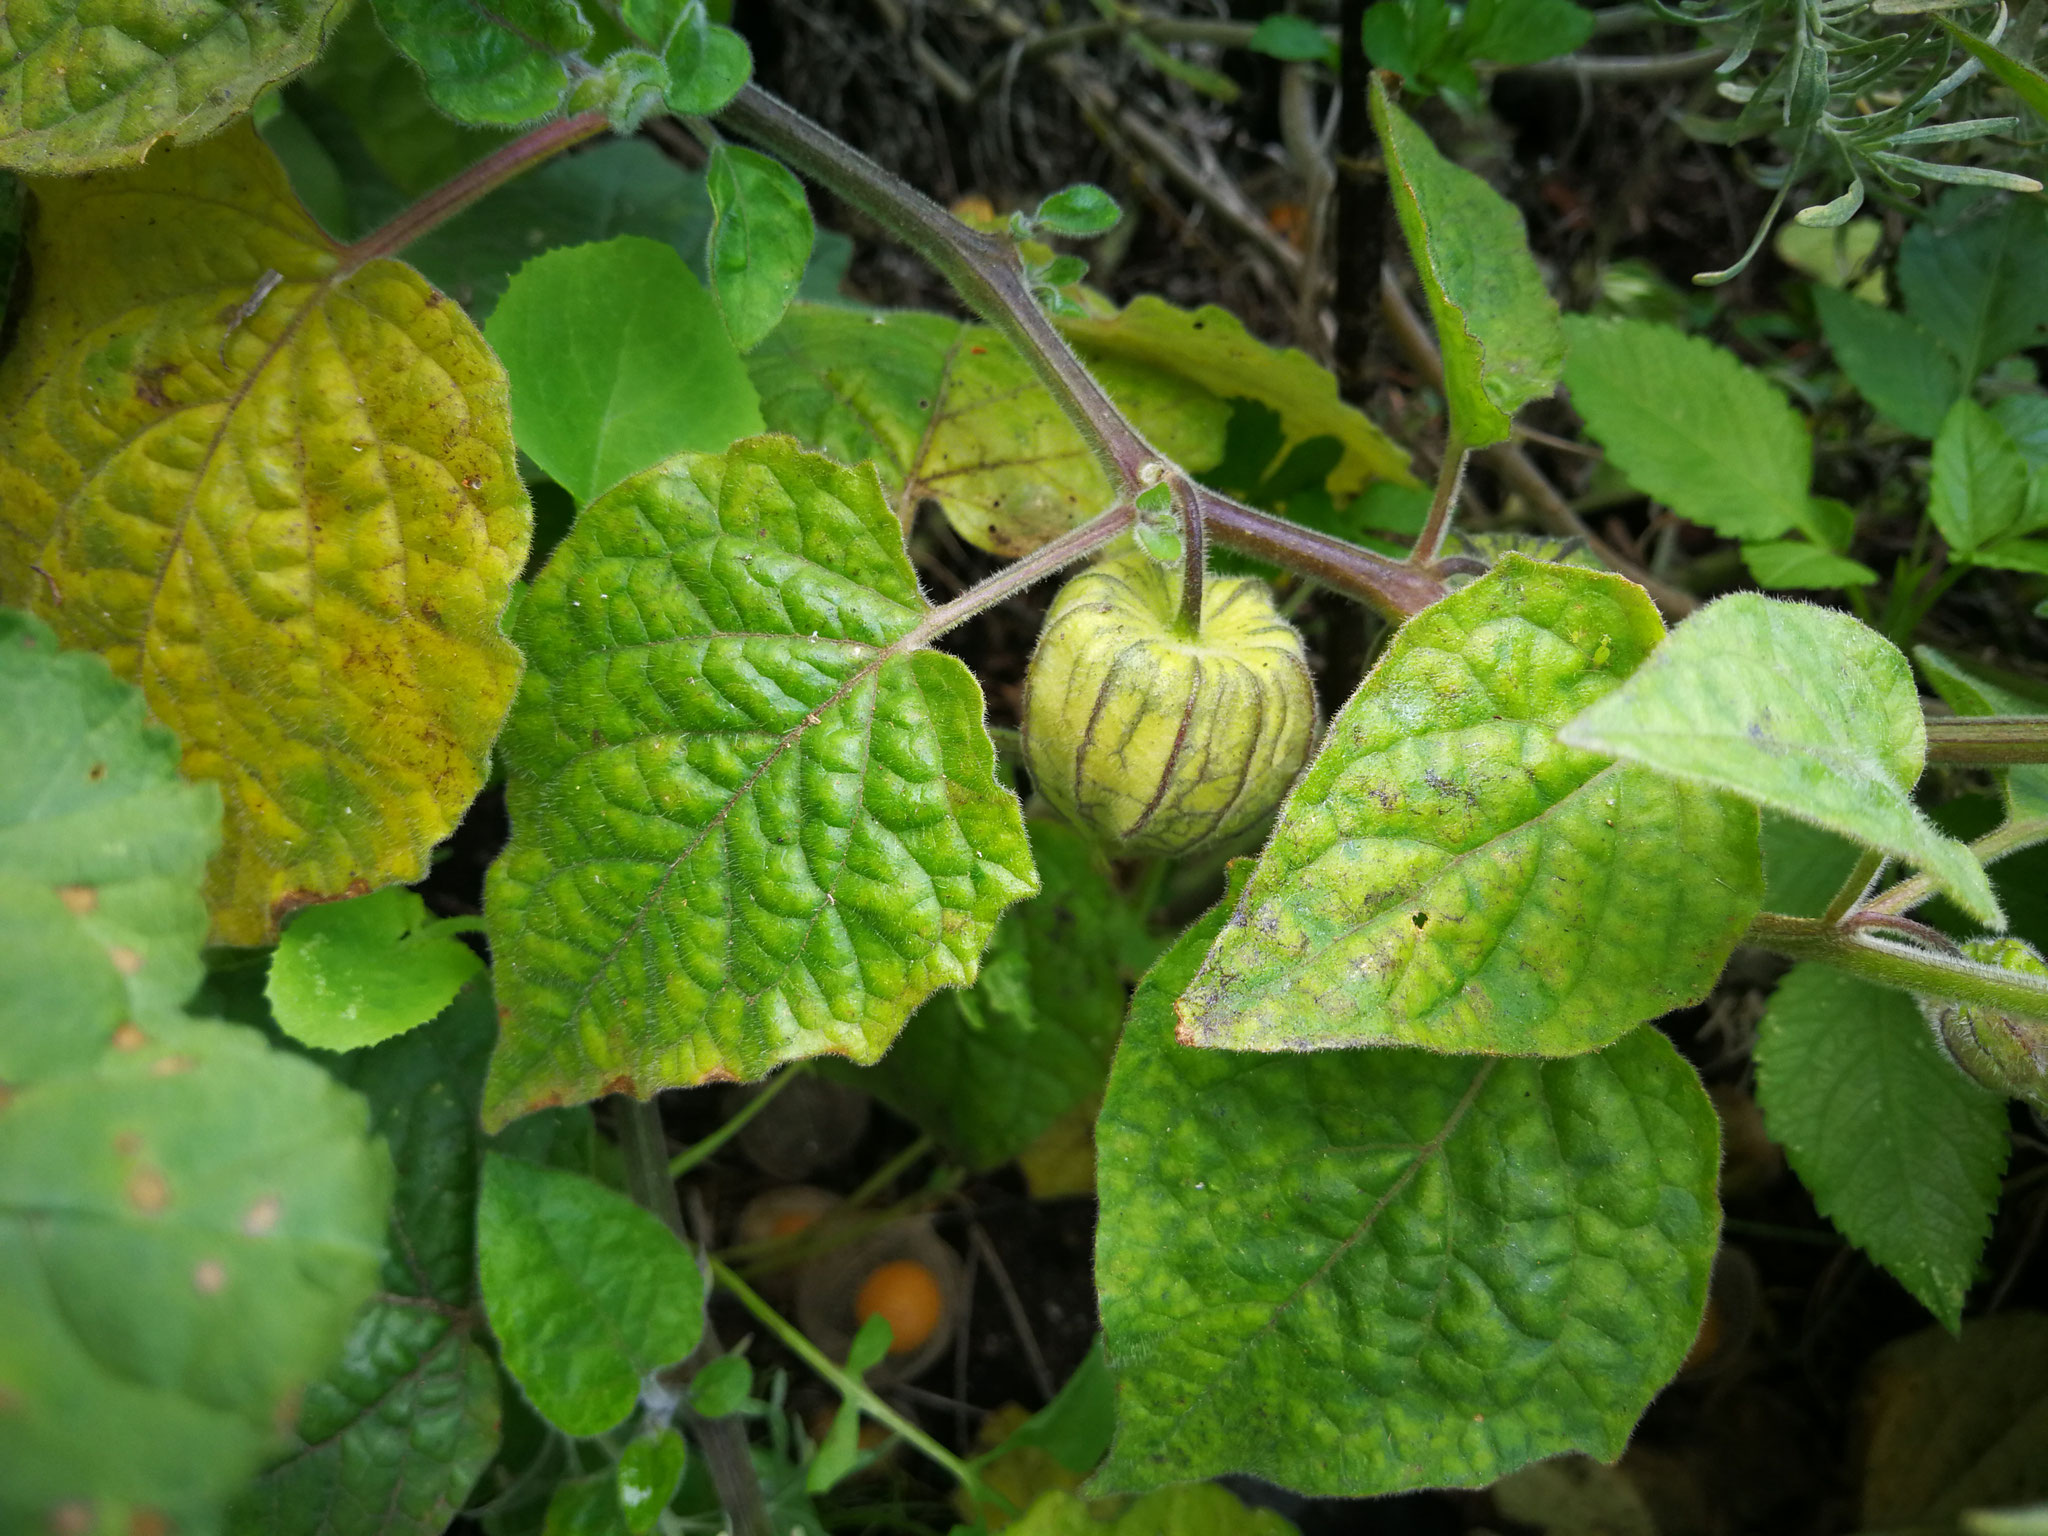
[717,86,1448,621]
[668,1065,807,1179]
[1195,487,1447,617]
[1819,847,1887,927]
[1924,715,2048,765]
[904,502,1136,650]
[1747,912,2048,1016]
[614,1098,774,1536]
[1175,470,1209,635]
[718,86,1150,488]
[1412,438,1469,565]
[340,111,608,270]
[1857,814,2048,919]
[710,1258,998,1502]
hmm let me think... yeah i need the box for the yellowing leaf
[0,122,530,943]
[1059,296,1415,503]
[750,305,1227,555]
[0,0,350,173]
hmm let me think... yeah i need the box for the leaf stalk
[1923,715,2048,765]
[903,501,1135,649]
[339,111,609,271]
[1747,911,2048,1017]
[1856,814,2048,920]
[1412,436,1469,566]
[1174,469,1208,637]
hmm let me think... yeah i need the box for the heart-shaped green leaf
[1057,296,1416,505]
[482,437,1037,1126]
[751,296,1415,557]
[477,1152,705,1435]
[1931,398,2031,557]
[0,0,350,173]
[268,886,484,1053]
[487,235,766,505]
[617,1428,688,1533]
[1559,592,2001,926]
[0,609,219,1082]
[1180,556,1762,1057]
[1096,879,1722,1495]
[0,121,531,943]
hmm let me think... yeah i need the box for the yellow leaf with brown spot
[0,121,530,943]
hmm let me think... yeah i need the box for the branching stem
[718,85,1446,621]
[1746,912,2048,1016]
[1818,847,1886,927]
[1855,814,2048,920]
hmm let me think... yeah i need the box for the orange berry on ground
[854,1259,944,1355]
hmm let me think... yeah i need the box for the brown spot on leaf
[87,762,105,781]
[49,1503,92,1534]
[193,1259,226,1294]
[127,1166,170,1214]
[129,1511,170,1536]
[268,878,373,935]
[56,885,96,915]
[134,363,178,408]
[114,1132,142,1157]
[110,1022,148,1051]
[149,1055,196,1077]
[243,1195,282,1235]
[601,1074,638,1097]
[108,945,143,975]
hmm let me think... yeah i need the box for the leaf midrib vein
[1150,1059,1497,1452]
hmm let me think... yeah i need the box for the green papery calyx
[1919,936,2048,1114]
[1021,551,1317,857]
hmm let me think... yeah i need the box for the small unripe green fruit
[1022,552,1316,857]
[1919,936,2048,1115]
